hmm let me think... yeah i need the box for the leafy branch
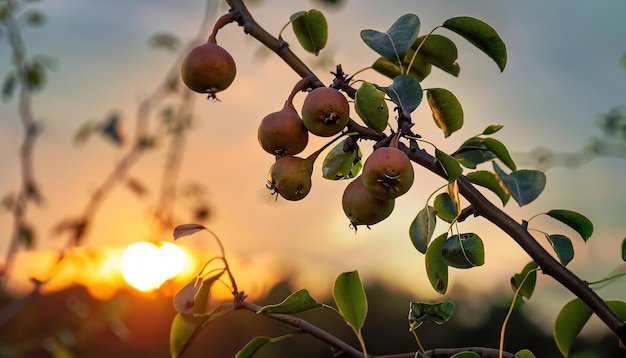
[221,0,626,346]
[169,1,626,357]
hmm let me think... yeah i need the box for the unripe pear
[301,87,349,137]
[267,154,315,201]
[362,146,414,200]
[342,175,395,228]
[258,102,309,155]
[181,41,236,95]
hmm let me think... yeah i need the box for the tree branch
[225,0,626,349]
[225,0,324,88]
[235,300,365,358]
[402,144,626,344]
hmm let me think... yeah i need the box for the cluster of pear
[261,83,349,202]
[258,79,415,229]
[180,41,415,229]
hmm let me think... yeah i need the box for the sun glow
[121,241,189,292]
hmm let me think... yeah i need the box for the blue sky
[1,0,625,331]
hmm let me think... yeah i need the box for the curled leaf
[442,16,507,72]
[409,205,436,254]
[173,223,206,240]
[510,261,538,300]
[290,9,328,55]
[546,209,593,242]
[408,301,455,329]
[425,233,449,294]
[427,88,463,138]
[441,233,484,269]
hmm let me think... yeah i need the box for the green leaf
[546,209,594,242]
[235,334,296,358]
[493,162,546,206]
[411,34,459,76]
[333,271,367,333]
[372,56,430,82]
[404,51,434,81]
[435,148,462,182]
[554,298,593,357]
[554,300,626,357]
[408,301,455,329]
[409,206,436,254]
[322,139,362,180]
[290,9,328,55]
[427,88,463,138]
[482,124,503,135]
[433,192,458,223]
[375,74,422,115]
[510,261,538,300]
[453,138,494,169]
[361,13,420,63]
[442,16,507,72]
[466,170,510,205]
[546,234,574,266]
[515,350,536,358]
[425,233,449,294]
[450,353,480,358]
[622,237,626,261]
[441,233,485,269]
[606,300,626,321]
[170,313,203,358]
[257,289,322,314]
[354,82,389,134]
[482,137,516,171]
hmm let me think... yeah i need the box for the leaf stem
[499,268,539,358]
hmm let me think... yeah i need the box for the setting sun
[121,241,189,292]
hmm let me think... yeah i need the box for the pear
[267,150,321,201]
[181,41,236,96]
[301,87,349,137]
[361,146,414,200]
[342,175,395,228]
[258,101,308,155]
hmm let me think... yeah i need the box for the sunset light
[121,241,189,292]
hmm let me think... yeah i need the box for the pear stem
[208,13,235,43]
[390,133,400,149]
[285,77,312,109]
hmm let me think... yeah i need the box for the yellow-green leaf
[427,88,463,138]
